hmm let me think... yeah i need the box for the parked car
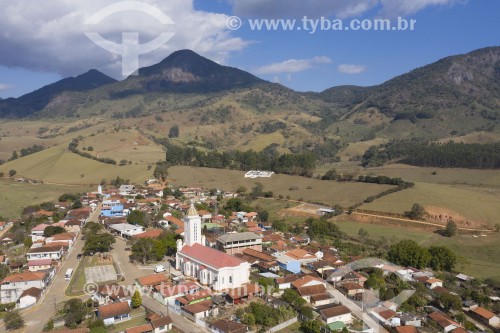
[76,253,83,259]
[154,265,166,273]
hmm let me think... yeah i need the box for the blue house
[277,255,301,274]
[101,203,124,217]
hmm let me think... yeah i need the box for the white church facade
[176,203,251,291]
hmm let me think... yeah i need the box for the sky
[0,0,499,98]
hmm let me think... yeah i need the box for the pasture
[0,179,90,219]
[336,220,500,279]
[0,145,154,186]
[168,166,395,208]
[361,182,500,227]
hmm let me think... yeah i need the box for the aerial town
[0,180,498,333]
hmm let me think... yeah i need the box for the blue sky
[0,0,499,98]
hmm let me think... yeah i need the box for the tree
[300,306,314,320]
[242,313,256,326]
[64,299,87,328]
[443,220,458,237]
[0,265,10,280]
[12,229,26,244]
[236,186,247,194]
[437,293,462,312]
[301,320,322,333]
[24,237,33,248]
[406,203,426,220]
[8,169,16,177]
[130,238,156,264]
[131,290,142,308]
[83,222,103,236]
[387,240,430,269]
[321,168,338,180]
[4,311,24,330]
[168,125,179,138]
[428,246,458,272]
[43,226,66,237]
[257,210,269,222]
[84,233,115,254]
[127,210,147,227]
[281,289,306,308]
[358,228,369,241]
[72,199,83,209]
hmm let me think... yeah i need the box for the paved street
[112,238,208,332]
[0,205,101,333]
[327,284,389,333]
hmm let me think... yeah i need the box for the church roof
[187,202,198,217]
[179,243,245,269]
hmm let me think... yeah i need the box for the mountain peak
[132,49,265,93]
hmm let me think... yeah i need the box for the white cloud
[0,0,249,78]
[0,83,13,91]
[229,0,461,18]
[255,56,331,74]
[338,64,366,74]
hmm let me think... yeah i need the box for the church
[175,203,251,291]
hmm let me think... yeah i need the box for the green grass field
[168,166,395,208]
[336,220,500,279]
[361,182,500,227]
[0,179,90,219]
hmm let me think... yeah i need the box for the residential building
[17,287,42,309]
[28,259,52,272]
[181,299,218,320]
[26,246,64,261]
[320,305,352,324]
[217,232,263,255]
[470,307,500,328]
[211,319,248,333]
[0,270,51,304]
[98,301,131,326]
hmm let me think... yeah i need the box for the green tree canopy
[428,246,458,272]
[387,239,430,269]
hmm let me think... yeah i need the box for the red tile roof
[98,301,131,319]
[133,229,163,239]
[320,305,351,318]
[297,284,327,297]
[472,307,497,319]
[125,324,152,333]
[1,271,46,284]
[179,243,245,269]
[137,273,169,287]
[395,326,418,333]
[292,275,324,289]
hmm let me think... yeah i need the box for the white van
[65,268,74,281]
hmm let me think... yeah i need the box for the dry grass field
[361,182,500,227]
[0,179,90,219]
[168,166,394,208]
[0,145,153,185]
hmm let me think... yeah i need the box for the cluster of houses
[0,205,91,308]
[1,182,499,333]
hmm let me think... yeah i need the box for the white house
[320,305,352,324]
[109,223,144,239]
[17,287,42,309]
[176,203,250,291]
[26,246,64,261]
[98,301,131,326]
[28,259,53,272]
[30,223,49,242]
[0,271,51,304]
